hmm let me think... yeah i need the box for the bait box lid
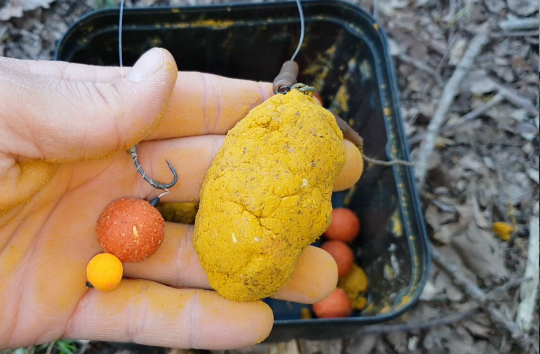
[56,0,430,342]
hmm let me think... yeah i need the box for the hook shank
[128,145,178,190]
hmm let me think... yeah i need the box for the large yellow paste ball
[193,89,346,301]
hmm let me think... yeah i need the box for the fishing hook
[291,83,315,94]
[120,0,178,201]
[128,145,178,191]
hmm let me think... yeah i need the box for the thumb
[0,48,178,163]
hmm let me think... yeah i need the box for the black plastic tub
[56,0,430,343]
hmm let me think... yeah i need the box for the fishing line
[119,0,178,197]
[291,0,305,61]
[118,0,411,170]
[119,0,124,68]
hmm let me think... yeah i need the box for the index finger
[148,72,273,140]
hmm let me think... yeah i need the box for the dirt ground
[0,0,538,353]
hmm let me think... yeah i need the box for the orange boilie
[321,240,354,277]
[324,207,360,242]
[313,288,352,318]
[96,197,165,263]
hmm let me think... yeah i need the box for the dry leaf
[505,172,533,205]
[424,324,476,354]
[472,197,489,229]
[465,71,498,96]
[527,168,539,184]
[433,246,478,302]
[425,204,442,230]
[419,280,439,301]
[425,204,457,231]
[506,0,539,15]
[433,223,464,244]
[484,0,507,12]
[452,221,509,283]
[427,150,442,170]
[493,65,515,83]
[407,301,441,322]
[432,199,456,213]
[344,334,379,354]
[455,203,475,223]
[510,108,529,122]
[418,102,435,118]
[436,271,465,301]
[0,1,23,20]
[385,331,407,353]
[415,0,437,7]
[410,42,428,61]
[462,320,492,338]
[434,196,459,213]
[435,136,455,148]
[459,155,486,174]
[299,339,342,354]
[516,122,538,141]
[449,37,468,66]
[388,37,404,56]
[407,336,419,352]
[0,0,55,21]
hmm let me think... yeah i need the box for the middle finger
[123,222,338,304]
[130,136,361,202]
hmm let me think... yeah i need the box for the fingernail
[126,48,164,83]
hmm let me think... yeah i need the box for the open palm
[0,49,354,350]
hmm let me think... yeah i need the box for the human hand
[0,48,359,350]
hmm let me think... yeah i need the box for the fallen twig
[525,36,539,45]
[268,340,300,354]
[494,83,539,117]
[398,53,444,86]
[443,0,457,23]
[500,18,539,31]
[435,34,458,75]
[475,139,530,146]
[430,245,532,351]
[430,246,488,301]
[458,92,506,122]
[410,81,538,147]
[363,154,414,166]
[78,340,91,354]
[387,24,447,55]
[45,342,55,354]
[488,276,534,294]
[515,202,539,333]
[352,275,530,336]
[354,307,480,335]
[372,0,379,21]
[414,31,490,188]
[492,30,539,38]
[408,91,506,145]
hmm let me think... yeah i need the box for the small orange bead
[86,253,123,292]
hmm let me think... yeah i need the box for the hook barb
[129,145,178,191]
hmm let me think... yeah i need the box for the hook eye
[275,85,290,95]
